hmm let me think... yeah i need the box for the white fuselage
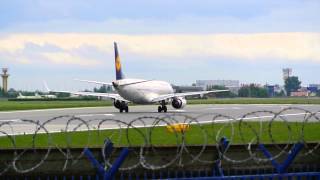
[17,95,42,99]
[113,79,174,104]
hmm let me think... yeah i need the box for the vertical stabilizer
[114,42,125,80]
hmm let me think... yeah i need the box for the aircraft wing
[151,90,229,102]
[74,79,112,86]
[68,91,129,102]
[43,82,129,102]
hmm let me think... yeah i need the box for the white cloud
[0,33,319,66]
[41,52,101,66]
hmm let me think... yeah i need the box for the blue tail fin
[114,42,125,80]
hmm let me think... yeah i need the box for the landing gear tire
[163,106,167,113]
[158,105,167,113]
[120,106,129,113]
[158,100,168,113]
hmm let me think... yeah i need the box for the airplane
[46,42,229,113]
[17,92,43,99]
[41,94,57,99]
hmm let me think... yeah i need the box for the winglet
[43,81,51,92]
[114,42,125,80]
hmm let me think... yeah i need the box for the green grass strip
[0,100,113,111]
[187,98,320,105]
[0,121,319,148]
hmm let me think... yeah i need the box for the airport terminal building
[196,80,240,94]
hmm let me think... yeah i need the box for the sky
[0,0,319,91]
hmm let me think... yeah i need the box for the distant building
[172,85,204,93]
[282,68,292,81]
[308,84,320,93]
[266,85,275,97]
[291,91,309,97]
[307,86,317,92]
[291,87,310,97]
[196,80,239,88]
[299,87,308,92]
[240,83,261,87]
[308,84,319,96]
[273,84,284,94]
[196,80,240,94]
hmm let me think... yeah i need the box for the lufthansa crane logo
[116,57,121,71]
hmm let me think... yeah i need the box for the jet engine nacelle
[113,100,127,109]
[171,97,187,109]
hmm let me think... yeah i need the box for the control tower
[1,68,9,93]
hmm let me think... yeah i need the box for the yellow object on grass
[166,123,190,133]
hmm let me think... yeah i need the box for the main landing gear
[114,100,129,113]
[119,105,129,113]
[158,100,167,113]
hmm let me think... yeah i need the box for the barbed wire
[0,107,319,174]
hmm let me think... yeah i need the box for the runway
[0,104,319,135]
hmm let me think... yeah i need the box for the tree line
[206,76,316,98]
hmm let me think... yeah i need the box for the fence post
[84,139,130,180]
[258,144,281,173]
[84,148,105,176]
[279,142,304,173]
[104,148,129,179]
[214,137,229,177]
[259,142,304,174]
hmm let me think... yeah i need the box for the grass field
[0,100,113,111]
[0,121,319,148]
[188,98,320,105]
[1,98,320,111]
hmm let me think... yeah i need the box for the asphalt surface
[0,104,319,134]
